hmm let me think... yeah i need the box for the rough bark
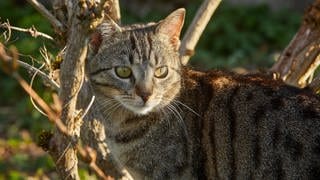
[49,1,88,179]
[270,0,320,89]
[49,0,126,179]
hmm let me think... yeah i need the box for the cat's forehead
[114,28,167,65]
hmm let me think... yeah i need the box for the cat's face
[87,9,185,115]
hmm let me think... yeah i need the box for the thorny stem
[1,21,54,40]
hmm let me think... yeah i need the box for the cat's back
[181,68,320,179]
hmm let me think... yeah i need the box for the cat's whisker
[172,99,201,117]
[100,101,119,113]
[100,99,121,115]
[161,96,200,117]
[105,103,122,119]
[166,103,189,139]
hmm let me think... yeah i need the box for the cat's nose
[136,87,152,103]
[139,92,151,103]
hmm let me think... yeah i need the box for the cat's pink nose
[139,92,151,103]
[136,87,152,103]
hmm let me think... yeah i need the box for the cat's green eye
[115,66,132,78]
[154,66,168,78]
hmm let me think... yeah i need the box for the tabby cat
[86,8,320,179]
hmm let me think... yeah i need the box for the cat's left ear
[88,20,122,54]
[156,8,185,50]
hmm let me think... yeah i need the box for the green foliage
[0,0,302,178]
[187,3,301,69]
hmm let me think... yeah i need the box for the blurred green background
[0,0,304,179]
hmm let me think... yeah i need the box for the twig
[310,73,320,93]
[78,146,114,180]
[80,96,95,120]
[0,43,67,133]
[20,60,60,90]
[1,21,54,40]
[26,0,64,33]
[0,42,112,179]
[0,43,59,90]
[270,0,320,89]
[0,51,60,91]
[110,0,121,23]
[179,0,222,65]
[13,72,69,133]
[29,63,51,117]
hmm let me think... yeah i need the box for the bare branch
[80,96,95,120]
[0,31,113,180]
[1,21,54,40]
[179,0,222,65]
[77,146,114,180]
[0,43,68,132]
[309,73,320,93]
[109,0,121,23]
[21,60,60,90]
[270,0,320,89]
[0,43,59,90]
[26,0,64,33]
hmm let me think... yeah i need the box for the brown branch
[179,0,222,65]
[109,0,121,23]
[309,72,320,93]
[16,58,59,90]
[8,0,125,178]
[270,0,320,89]
[78,145,114,180]
[0,43,66,133]
[0,42,113,179]
[1,21,54,40]
[0,42,59,90]
[20,60,60,90]
[26,0,64,33]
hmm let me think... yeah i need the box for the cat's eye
[154,66,168,78]
[115,66,132,78]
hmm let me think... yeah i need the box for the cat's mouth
[116,98,160,115]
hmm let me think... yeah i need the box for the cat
[86,8,320,179]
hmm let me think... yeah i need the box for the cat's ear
[89,31,103,54]
[89,20,122,54]
[156,8,185,50]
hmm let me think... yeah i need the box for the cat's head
[86,8,185,115]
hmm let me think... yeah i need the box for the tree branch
[109,0,121,23]
[26,0,65,34]
[270,0,320,89]
[1,21,54,40]
[179,0,222,65]
[49,0,118,179]
[0,42,113,179]
[0,43,59,90]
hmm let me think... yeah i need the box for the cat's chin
[129,105,154,115]
[122,104,155,115]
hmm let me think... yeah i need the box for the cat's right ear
[156,8,185,50]
[89,21,122,54]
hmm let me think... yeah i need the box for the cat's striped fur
[86,8,320,179]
